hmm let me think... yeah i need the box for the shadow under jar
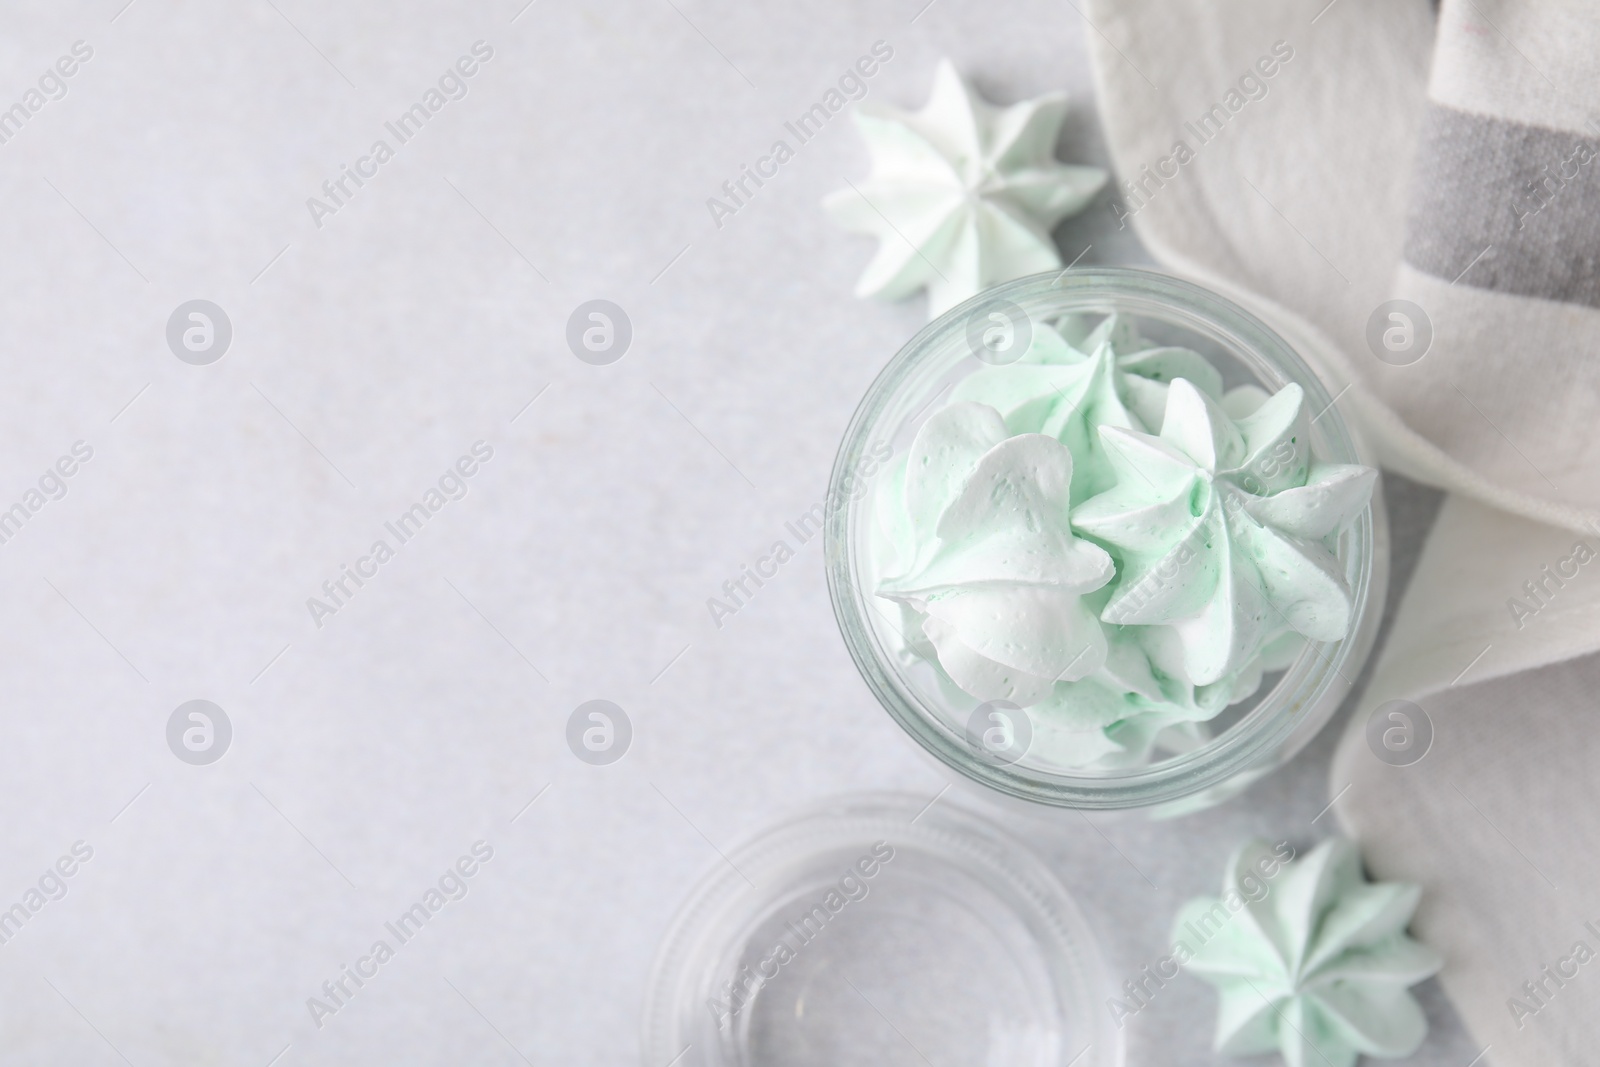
[825,269,1388,814]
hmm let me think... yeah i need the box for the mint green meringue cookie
[1174,838,1441,1067]
[1054,311,1226,432]
[877,402,1115,705]
[822,60,1108,319]
[1072,378,1375,686]
[947,314,1224,503]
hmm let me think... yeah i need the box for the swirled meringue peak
[868,310,1376,768]
[1072,378,1376,687]
[946,313,1225,503]
[1174,838,1440,1067]
[877,402,1115,706]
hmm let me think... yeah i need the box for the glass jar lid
[642,792,1122,1067]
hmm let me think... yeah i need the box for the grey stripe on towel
[1404,104,1600,308]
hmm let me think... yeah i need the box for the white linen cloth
[1081,0,1600,1062]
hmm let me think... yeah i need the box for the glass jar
[824,269,1387,813]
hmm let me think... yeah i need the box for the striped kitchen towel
[1083,0,1600,1063]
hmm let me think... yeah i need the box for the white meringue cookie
[879,404,1114,703]
[823,59,1108,319]
[1072,378,1373,685]
[1056,312,1225,432]
[947,314,1224,503]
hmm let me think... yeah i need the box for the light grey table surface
[0,1,1477,1064]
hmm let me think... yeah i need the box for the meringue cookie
[1021,627,1206,768]
[1053,311,1226,432]
[1175,838,1441,1067]
[1072,379,1376,686]
[877,402,1114,705]
[947,313,1224,503]
[1019,624,1305,767]
[824,59,1108,319]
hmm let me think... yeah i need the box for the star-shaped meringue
[1071,378,1376,686]
[1175,838,1441,1067]
[1052,312,1227,432]
[824,59,1108,319]
[947,312,1225,503]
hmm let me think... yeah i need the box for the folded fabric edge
[1108,236,1600,538]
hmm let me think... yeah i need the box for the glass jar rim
[823,267,1378,810]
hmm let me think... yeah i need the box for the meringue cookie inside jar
[825,269,1387,812]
